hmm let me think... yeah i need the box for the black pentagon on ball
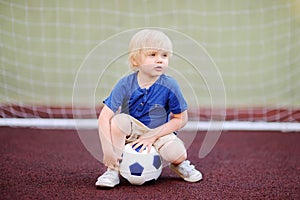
[153,155,161,169]
[129,162,144,176]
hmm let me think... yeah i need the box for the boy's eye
[145,51,169,57]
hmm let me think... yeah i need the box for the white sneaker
[170,160,203,182]
[95,168,120,188]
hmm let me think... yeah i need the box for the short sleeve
[103,78,127,113]
[168,79,188,114]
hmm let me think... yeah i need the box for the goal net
[1,0,300,131]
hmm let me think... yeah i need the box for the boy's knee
[156,136,187,163]
[111,113,132,135]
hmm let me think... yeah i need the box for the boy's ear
[131,56,139,67]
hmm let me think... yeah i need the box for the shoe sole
[95,181,119,189]
[184,174,203,182]
[96,182,119,189]
[96,185,116,190]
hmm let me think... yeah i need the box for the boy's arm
[132,110,188,152]
[154,110,188,138]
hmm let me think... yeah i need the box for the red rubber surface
[1,127,299,199]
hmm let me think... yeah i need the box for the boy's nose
[156,56,163,63]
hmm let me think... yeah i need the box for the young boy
[96,29,202,188]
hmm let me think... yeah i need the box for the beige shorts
[118,113,181,150]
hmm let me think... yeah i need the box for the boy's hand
[131,129,158,153]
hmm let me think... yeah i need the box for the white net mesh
[1,0,299,129]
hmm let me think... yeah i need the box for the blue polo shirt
[103,72,187,129]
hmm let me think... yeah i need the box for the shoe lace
[179,161,196,174]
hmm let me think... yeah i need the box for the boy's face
[136,49,170,77]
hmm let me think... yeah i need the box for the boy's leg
[154,134,202,183]
[96,114,132,188]
[110,114,133,157]
[153,133,187,164]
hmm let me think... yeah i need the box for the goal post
[1,0,299,131]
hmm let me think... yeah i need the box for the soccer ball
[119,144,162,185]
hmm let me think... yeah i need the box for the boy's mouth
[154,66,163,71]
[155,64,164,69]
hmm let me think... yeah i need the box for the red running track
[0,127,299,199]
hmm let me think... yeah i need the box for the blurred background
[1,0,299,128]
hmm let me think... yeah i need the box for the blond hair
[128,29,173,70]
